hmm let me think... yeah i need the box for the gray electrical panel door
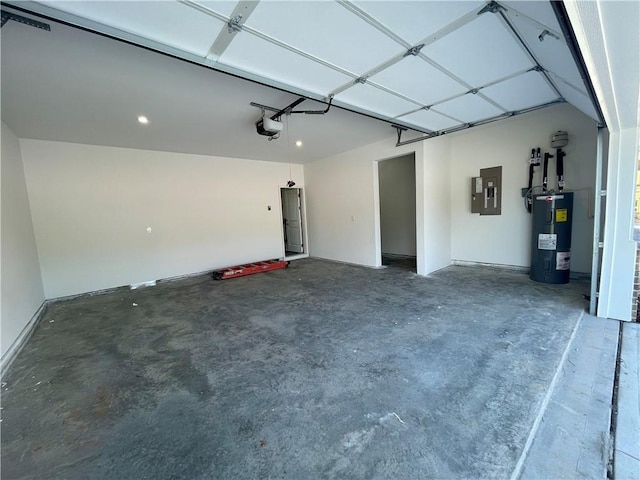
[471,167,502,215]
[471,177,483,213]
[530,192,574,284]
[479,166,501,215]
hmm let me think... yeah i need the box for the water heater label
[538,233,557,250]
[556,209,568,222]
[556,252,570,270]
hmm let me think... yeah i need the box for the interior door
[281,188,304,253]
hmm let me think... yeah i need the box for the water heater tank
[530,192,574,284]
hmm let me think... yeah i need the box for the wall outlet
[130,280,157,290]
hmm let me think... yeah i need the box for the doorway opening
[378,153,417,272]
[280,187,306,259]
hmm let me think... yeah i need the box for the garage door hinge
[477,1,504,15]
[227,14,244,33]
[403,44,424,57]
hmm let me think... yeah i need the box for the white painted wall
[304,134,451,275]
[307,106,596,278]
[449,104,598,273]
[379,154,416,256]
[1,123,45,360]
[304,139,391,268]
[421,137,452,273]
[20,140,304,299]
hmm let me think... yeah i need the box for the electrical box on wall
[471,166,502,215]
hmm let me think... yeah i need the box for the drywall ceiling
[1,1,602,161]
[0,8,394,163]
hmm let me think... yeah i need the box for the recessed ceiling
[1,0,602,157]
[0,11,392,163]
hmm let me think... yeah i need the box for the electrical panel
[471,166,502,215]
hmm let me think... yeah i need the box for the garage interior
[1,1,638,479]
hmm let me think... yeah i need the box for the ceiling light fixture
[295,140,303,147]
[137,115,149,125]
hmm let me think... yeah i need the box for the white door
[281,188,304,254]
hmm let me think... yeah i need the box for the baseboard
[452,259,529,273]
[381,253,417,260]
[451,260,591,280]
[48,285,129,305]
[283,253,309,261]
[1,301,48,378]
[569,271,591,281]
[1,262,279,374]
[48,269,216,305]
[309,255,385,269]
[51,259,303,305]
[156,268,215,285]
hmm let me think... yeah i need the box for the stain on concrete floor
[1,258,589,479]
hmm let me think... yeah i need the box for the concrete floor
[615,322,640,479]
[1,258,594,479]
[381,254,417,272]
[518,314,618,478]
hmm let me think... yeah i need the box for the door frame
[279,186,310,261]
[374,151,424,274]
